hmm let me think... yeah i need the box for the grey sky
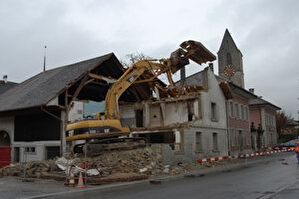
[1,0,299,117]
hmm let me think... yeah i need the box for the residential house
[0,76,18,167]
[249,93,281,149]
[0,53,148,163]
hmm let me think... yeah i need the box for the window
[241,105,244,120]
[246,132,251,146]
[270,115,274,126]
[14,147,20,162]
[230,129,235,147]
[213,133,218,151]
[211,102,217,121]
[46,146,60,160]
[230,101,234,117]
[226,53,232,65]
[195,132,202,152]
[239,130,243,149]
[187,102,194,121]
[244,107,248,120]
[174,130,183,152]
[235,104,239,119]
[24,147,36,154]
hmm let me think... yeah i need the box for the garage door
[0,147,11,167]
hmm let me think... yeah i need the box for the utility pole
[43,45,47,72]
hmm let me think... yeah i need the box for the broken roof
[0,53,148,113]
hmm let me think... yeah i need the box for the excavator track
[73,137,146,156]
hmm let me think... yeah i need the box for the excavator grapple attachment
[180,40,216,65]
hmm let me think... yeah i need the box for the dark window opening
[139,132,175,149]
[195,132,202,152]
[0,131,10,146]
[135,109,144,127]
[24,147,36,154]
[46,146,60,160]
[211,102,217,121]
[187,102,194,121]
[14,147,20,162]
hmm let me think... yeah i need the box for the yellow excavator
[65,40,216,155]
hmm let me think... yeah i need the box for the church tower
[218,29,244,88]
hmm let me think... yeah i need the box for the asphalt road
[44,153,299,199]
[0,153,298,199]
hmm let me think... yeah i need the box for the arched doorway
[0,130,11,167]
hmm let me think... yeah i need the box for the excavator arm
[105,60,170,120]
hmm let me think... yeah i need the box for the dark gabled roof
[0,81,18,94]
[0,53,124,113]
[249,97,281,110]
[175,70,205,87]
[218,29,242,55]
[229,82,257,99]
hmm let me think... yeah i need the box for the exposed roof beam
[88,73,116,83]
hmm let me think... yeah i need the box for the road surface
[43,153,299,199]
[0,153,298,199]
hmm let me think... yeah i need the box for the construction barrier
[196,148,294,164]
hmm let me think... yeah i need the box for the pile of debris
[0,147,192,182]
[0,159,64,180]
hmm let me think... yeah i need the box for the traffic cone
[69,172,75,186]
[77,172,85,188]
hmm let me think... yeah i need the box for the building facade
[249,96,280,149]
[218,29,280,153]
[118,66,229,163]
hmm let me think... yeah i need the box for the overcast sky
[1,0,299,117]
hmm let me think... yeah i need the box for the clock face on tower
[223,65,236,78]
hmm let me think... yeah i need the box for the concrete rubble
[0,147,192,183]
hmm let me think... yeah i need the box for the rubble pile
[0,159,64,180]
[76,146,192,176]
[0,147,192,181]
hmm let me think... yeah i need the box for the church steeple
[218,29,244,88]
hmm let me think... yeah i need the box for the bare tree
[121,53,152,68]
[276,110,293,138]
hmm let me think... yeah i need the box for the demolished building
[120,65,229,163]
[0,53,151,163]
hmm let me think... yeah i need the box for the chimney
[249,88,254,94]
[180,66,186,82]
[209,63,214,72]
[3,75,7,84]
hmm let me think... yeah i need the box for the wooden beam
[84,79,94,86]
[88,73,116,83]
[70,75,90,104]
[132,78,157,84]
